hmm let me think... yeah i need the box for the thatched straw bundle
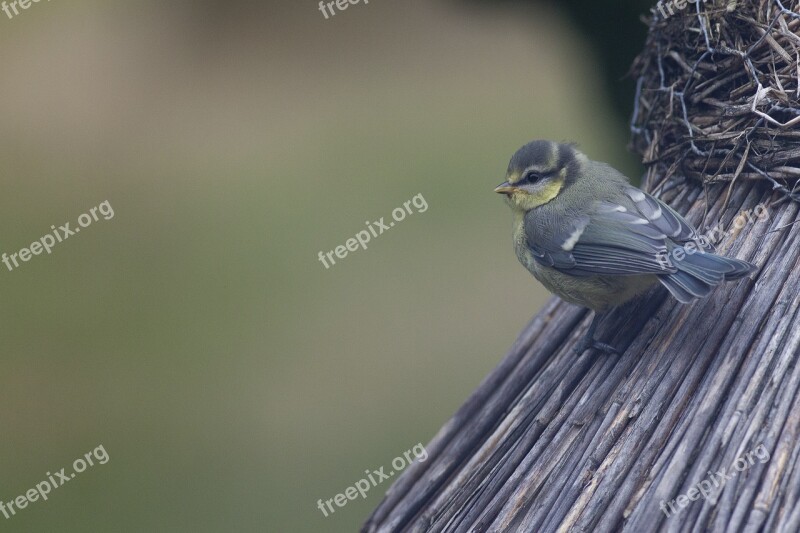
[631,0,800,203]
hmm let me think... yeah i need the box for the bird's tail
[658,249,756,304]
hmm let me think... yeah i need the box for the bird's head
[495,140,584,211]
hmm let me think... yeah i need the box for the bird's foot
[573,312,621,356]
[574,339,621,356]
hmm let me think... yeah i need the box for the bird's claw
[574,339,621,356]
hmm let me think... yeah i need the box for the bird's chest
[513,209,554,272]
[512,212,542,274]
[512,211,590,299]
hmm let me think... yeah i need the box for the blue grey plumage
[496,140,756,353]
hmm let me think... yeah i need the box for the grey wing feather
[526,188,697,277]
[623,187,700,244]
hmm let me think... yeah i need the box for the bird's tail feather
[658,250,755,303]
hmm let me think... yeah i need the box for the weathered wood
[363,176,800,532]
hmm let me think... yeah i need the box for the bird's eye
[524,172,544,183]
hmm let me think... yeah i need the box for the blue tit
[496,140,756,354]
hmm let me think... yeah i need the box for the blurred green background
[0,0,648,531]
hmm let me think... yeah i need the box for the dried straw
[631,0,800,203]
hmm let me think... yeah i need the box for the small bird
[495,140,756,355]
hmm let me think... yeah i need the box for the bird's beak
[494,182,516,195]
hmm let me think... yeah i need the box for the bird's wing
[527,187,702,277]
